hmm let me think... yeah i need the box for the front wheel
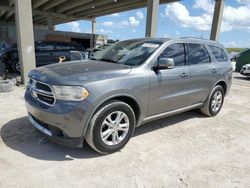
[85,100,136,154]
[200,85,225,117]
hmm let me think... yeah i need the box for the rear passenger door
[187,43,219,105]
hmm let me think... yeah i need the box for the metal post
[91,18,96,48]
[15,0,36,85]
[145,0,159,37]
[47,16,54,30]
[210,0,224,41]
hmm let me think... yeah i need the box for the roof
[0,0,179,26]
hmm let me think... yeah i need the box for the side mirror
[153,57,175,71]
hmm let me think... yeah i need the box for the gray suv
[25,38,233,154]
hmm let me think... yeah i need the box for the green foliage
[235,49,250,72]
[226,48,247,53]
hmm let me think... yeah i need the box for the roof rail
[179,37,211,40]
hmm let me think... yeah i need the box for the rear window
[36,43,54,51]
[187,43,210,65]
[71,44,84,51]
[209,45,229,62]
[56,43,71,50]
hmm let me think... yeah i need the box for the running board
[142,103,203,124]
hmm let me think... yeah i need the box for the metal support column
[47,16,54,30]
[145,0,159,37]
[91,18,96,48]
[210,0,224,41]
[15,0,36,85]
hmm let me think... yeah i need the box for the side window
[160,43,185,66]
[36,43,54,51]
[55,43,71,50]
[187,43,210,65]
[209,45,229,62]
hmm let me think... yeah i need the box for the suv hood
[29,60,132,85]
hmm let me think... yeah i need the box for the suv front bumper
[25,89,93,148]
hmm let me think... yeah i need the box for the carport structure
[0,0,224,85]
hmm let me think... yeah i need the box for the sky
[56,0,250,48]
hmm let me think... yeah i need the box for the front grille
[29,78,55,107]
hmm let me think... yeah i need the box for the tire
[12,61,21,74]
[85,100,136,154]
[200,85,225,117]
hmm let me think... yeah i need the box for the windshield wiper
[99,58,117,64]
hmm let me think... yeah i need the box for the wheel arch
[82,93,142,137]
[214,80,227,95]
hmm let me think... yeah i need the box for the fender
[81,92,143,137]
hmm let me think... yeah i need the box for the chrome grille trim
[29,78,56,107]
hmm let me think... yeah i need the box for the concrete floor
[0,73,250,188]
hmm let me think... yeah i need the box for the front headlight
[52,86,89,101]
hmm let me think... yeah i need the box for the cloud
[119,17,140,28]
[110,13,120,17]
[66,21,81,33]
[101,21,114,27]
[164,2,212,31]
[135,11,144,20]
[128,16,139,27]
[163,0,250,32]
[98,29,113,34]
[237,0,250,5]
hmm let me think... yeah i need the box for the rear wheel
[12,61,21,73]
[200,85,224,117]
[85,100,136,154]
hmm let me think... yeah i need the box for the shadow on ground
[234,76,250,81]
[1,110,204,161]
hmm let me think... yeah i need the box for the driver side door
[148,43,190,116]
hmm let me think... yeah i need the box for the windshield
[93,40,162,66]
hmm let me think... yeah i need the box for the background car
[240,64,250,77]
[86,48,103,59]
[0,41,85,73]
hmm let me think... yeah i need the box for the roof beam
[56,0,93,13]
[67,0,121,14]
[76,0,143,17]
[5,9,14,19]
[33,0,49,9]
[42,0,67,11]
[9,0,14,6]
[76,0,178,18]
[0,9,7,18]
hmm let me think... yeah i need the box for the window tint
[187,43,210,65]
[71,44,84,51]
[160,43,185,66]
[209,45,229,62]
[56,43,71,50]
[36,43,54,51]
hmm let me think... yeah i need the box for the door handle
[211,68,217,73]
[180,72,188,78]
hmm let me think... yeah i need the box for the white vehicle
[240,64,250,77]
